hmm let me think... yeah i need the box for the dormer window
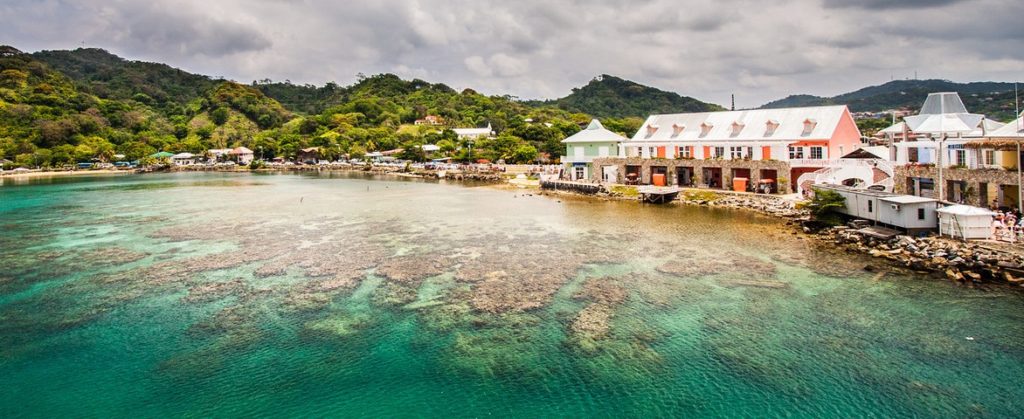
[671,123,685,137]
[699,122,713,137]
[765,119,779,136]
[645,124,659,139]
[802,118,817,136]
[730,121,745,137]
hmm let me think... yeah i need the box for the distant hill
[761,79,1022,120]
[32,48,217,106]
[530,75,724,118]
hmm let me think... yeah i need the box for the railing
[789,159,884,168]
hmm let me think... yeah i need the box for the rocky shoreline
[536,183,1024,289]
[819,225,1024,288]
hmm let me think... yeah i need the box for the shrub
[799,188,846,225]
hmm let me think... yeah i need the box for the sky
[2,0,1023,108]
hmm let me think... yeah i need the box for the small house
[298,147,321,164]
[936,205,997,240]
[561,119,626,181]
[230,147,254,165]
[816,184,939,234]
[171,152,197,166]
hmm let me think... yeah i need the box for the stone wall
[894,165,1020,206]
[591,157,792,193]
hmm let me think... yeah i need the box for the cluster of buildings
[562,92,1024,212]
[155,147,255,166]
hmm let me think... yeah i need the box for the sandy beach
[0,169,133,181]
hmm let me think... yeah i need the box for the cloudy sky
[2,0,1022,108]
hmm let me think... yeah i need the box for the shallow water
[1,172,1022,417]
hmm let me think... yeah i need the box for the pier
[637,186,681,204]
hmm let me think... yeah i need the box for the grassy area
[681,190,720,202]
[609,185,639,197]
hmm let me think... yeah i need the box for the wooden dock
[637,186,681,204]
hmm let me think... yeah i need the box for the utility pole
[731,94,735,111]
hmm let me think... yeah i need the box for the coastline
[7,166,1023,289]
[0,169,132,180]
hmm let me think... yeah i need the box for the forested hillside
[761,79,1022,121]
[1,47,651,168]
[531,74,724,118]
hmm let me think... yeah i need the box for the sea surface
[1,172,1022,418]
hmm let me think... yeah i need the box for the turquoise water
[1,172,1022,417]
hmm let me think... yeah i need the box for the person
[992,214,1008,241]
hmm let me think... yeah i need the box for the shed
[936,205,996,240]
[816,184,939,234]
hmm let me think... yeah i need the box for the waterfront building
[590,105,866,193]
[298,147,322,164]
[815,184,939,235]
[171,152,197,166]
[936,204,999,240]
[230,147,254,165]
[882,93,1020,208]
[560,119,626,181]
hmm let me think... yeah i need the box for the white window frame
[574,166,585,180]
[730,146,744,159]
[809,146,823,160]
[714,146,725,158]
[680,146,692,158]
[788,146,804,159]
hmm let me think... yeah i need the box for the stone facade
[591,157,792,193]
[894,165,1021,207]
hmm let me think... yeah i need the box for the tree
[210,107,230,125]
[511,144,538,163]
[801,188,847,226]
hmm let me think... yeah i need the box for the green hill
[761,79,1022,121]
[530,74,724,118]
[32,48,217,107]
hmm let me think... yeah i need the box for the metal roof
[936,204,996,216]
[880,195,937,204]
[627,105,850,143]
[988,116,1024,138]
[561,119,627,144]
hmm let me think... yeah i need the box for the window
[983,150,995,166]
[714,146,725,158]
[868,200,873,213]
[955,149,966,166]
[574,166,585,180]
[649,146,656,157]
[810,146,823,160]
[680,146,692,158]
[788,146,804,159]
[730,147,744,159]
[917,208,925,220]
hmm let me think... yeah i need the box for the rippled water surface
[1,172,1022,417]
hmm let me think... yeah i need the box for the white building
[936,204,997,240]
[453,123,494,140]
[816,184,939,234]
[561,119,626,181]
[171,152,197,166]
[230,147,254,165]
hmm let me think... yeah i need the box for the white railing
[788,159,884,168]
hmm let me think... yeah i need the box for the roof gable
[628,105,850,143]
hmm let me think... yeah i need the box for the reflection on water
[1,172,1022,417]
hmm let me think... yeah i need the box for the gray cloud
[822,0,973,9]
[0,0,1021,109]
